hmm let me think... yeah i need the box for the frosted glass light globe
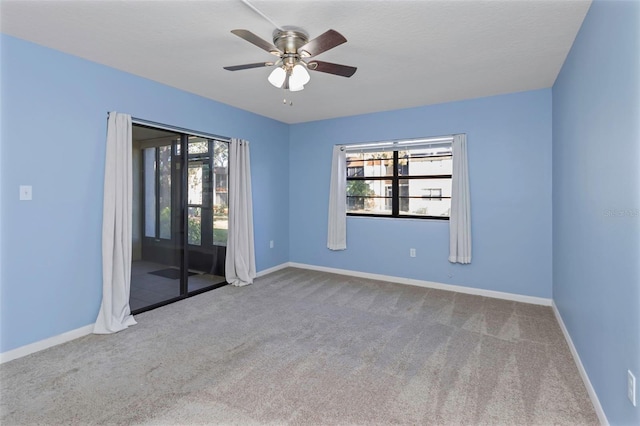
[290,64,311,87]
[268,67,286,88]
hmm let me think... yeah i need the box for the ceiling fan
[224,27,357,92]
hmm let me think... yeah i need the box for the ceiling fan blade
[297,29,347,58]
[224,62,274,71]
[230,29,281,56]
[307,60,357,78]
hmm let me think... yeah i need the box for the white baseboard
[552,302,608,425]
[1,263,288,364]
[0,263,551,365]
[256,262,290,278]
[0,323,95,364]
[287,262,551,306]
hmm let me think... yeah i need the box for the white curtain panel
[449,134,472,264]
[94,112,137,334]
[327,145,347,250]
[225,138,256,287]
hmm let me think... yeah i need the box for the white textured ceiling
[1,0,591,124]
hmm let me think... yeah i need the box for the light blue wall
[0,35,290,353]
[552,0,640,424]
[289,89,553,298]
[2,6,636,422]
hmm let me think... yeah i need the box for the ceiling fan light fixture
[225,27,355,94]
[289,82,304,92]
[268,66,286,88]
[290,64,311,87]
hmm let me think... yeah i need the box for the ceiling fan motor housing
[273,27,309,53]
[273,28,309,69]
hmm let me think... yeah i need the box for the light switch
[19,185,32,201]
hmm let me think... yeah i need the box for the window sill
[346,214,449,222]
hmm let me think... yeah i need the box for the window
[346,142,452,219]
[142,134,229,245]
[186,137,229,247]
[143,143,175,239]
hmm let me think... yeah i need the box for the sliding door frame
[132,119,230,314]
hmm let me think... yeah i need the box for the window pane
[346,152,393,177]
[188,163,203,205]
[213,140,228,168]
[399,198,451,217]
[188,207,201,245]
[143,148,156,237]
[347,196,392,214]
[158,146,172,239]
[399,178,451,217]
[346,179,390,197]
[213,203,228,245]
[399,178,452,198]
[399,146,452,176]
[188,139,208,155]
[347,179,392,214]
[213,140,229,245]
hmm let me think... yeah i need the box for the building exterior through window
[346,142,452,219]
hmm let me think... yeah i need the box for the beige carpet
[1,267,598,425]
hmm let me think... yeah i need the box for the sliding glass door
[184,136,228,293]
[130,124,228,313]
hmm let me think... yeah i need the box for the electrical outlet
[19,185,32,201]
[628,370,636,406]
[410,248,416,258]
[269,240,274,249]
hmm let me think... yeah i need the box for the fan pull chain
[282,87,293,106]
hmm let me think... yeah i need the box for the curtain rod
[107,112,231,142]
[340,135,456,151]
